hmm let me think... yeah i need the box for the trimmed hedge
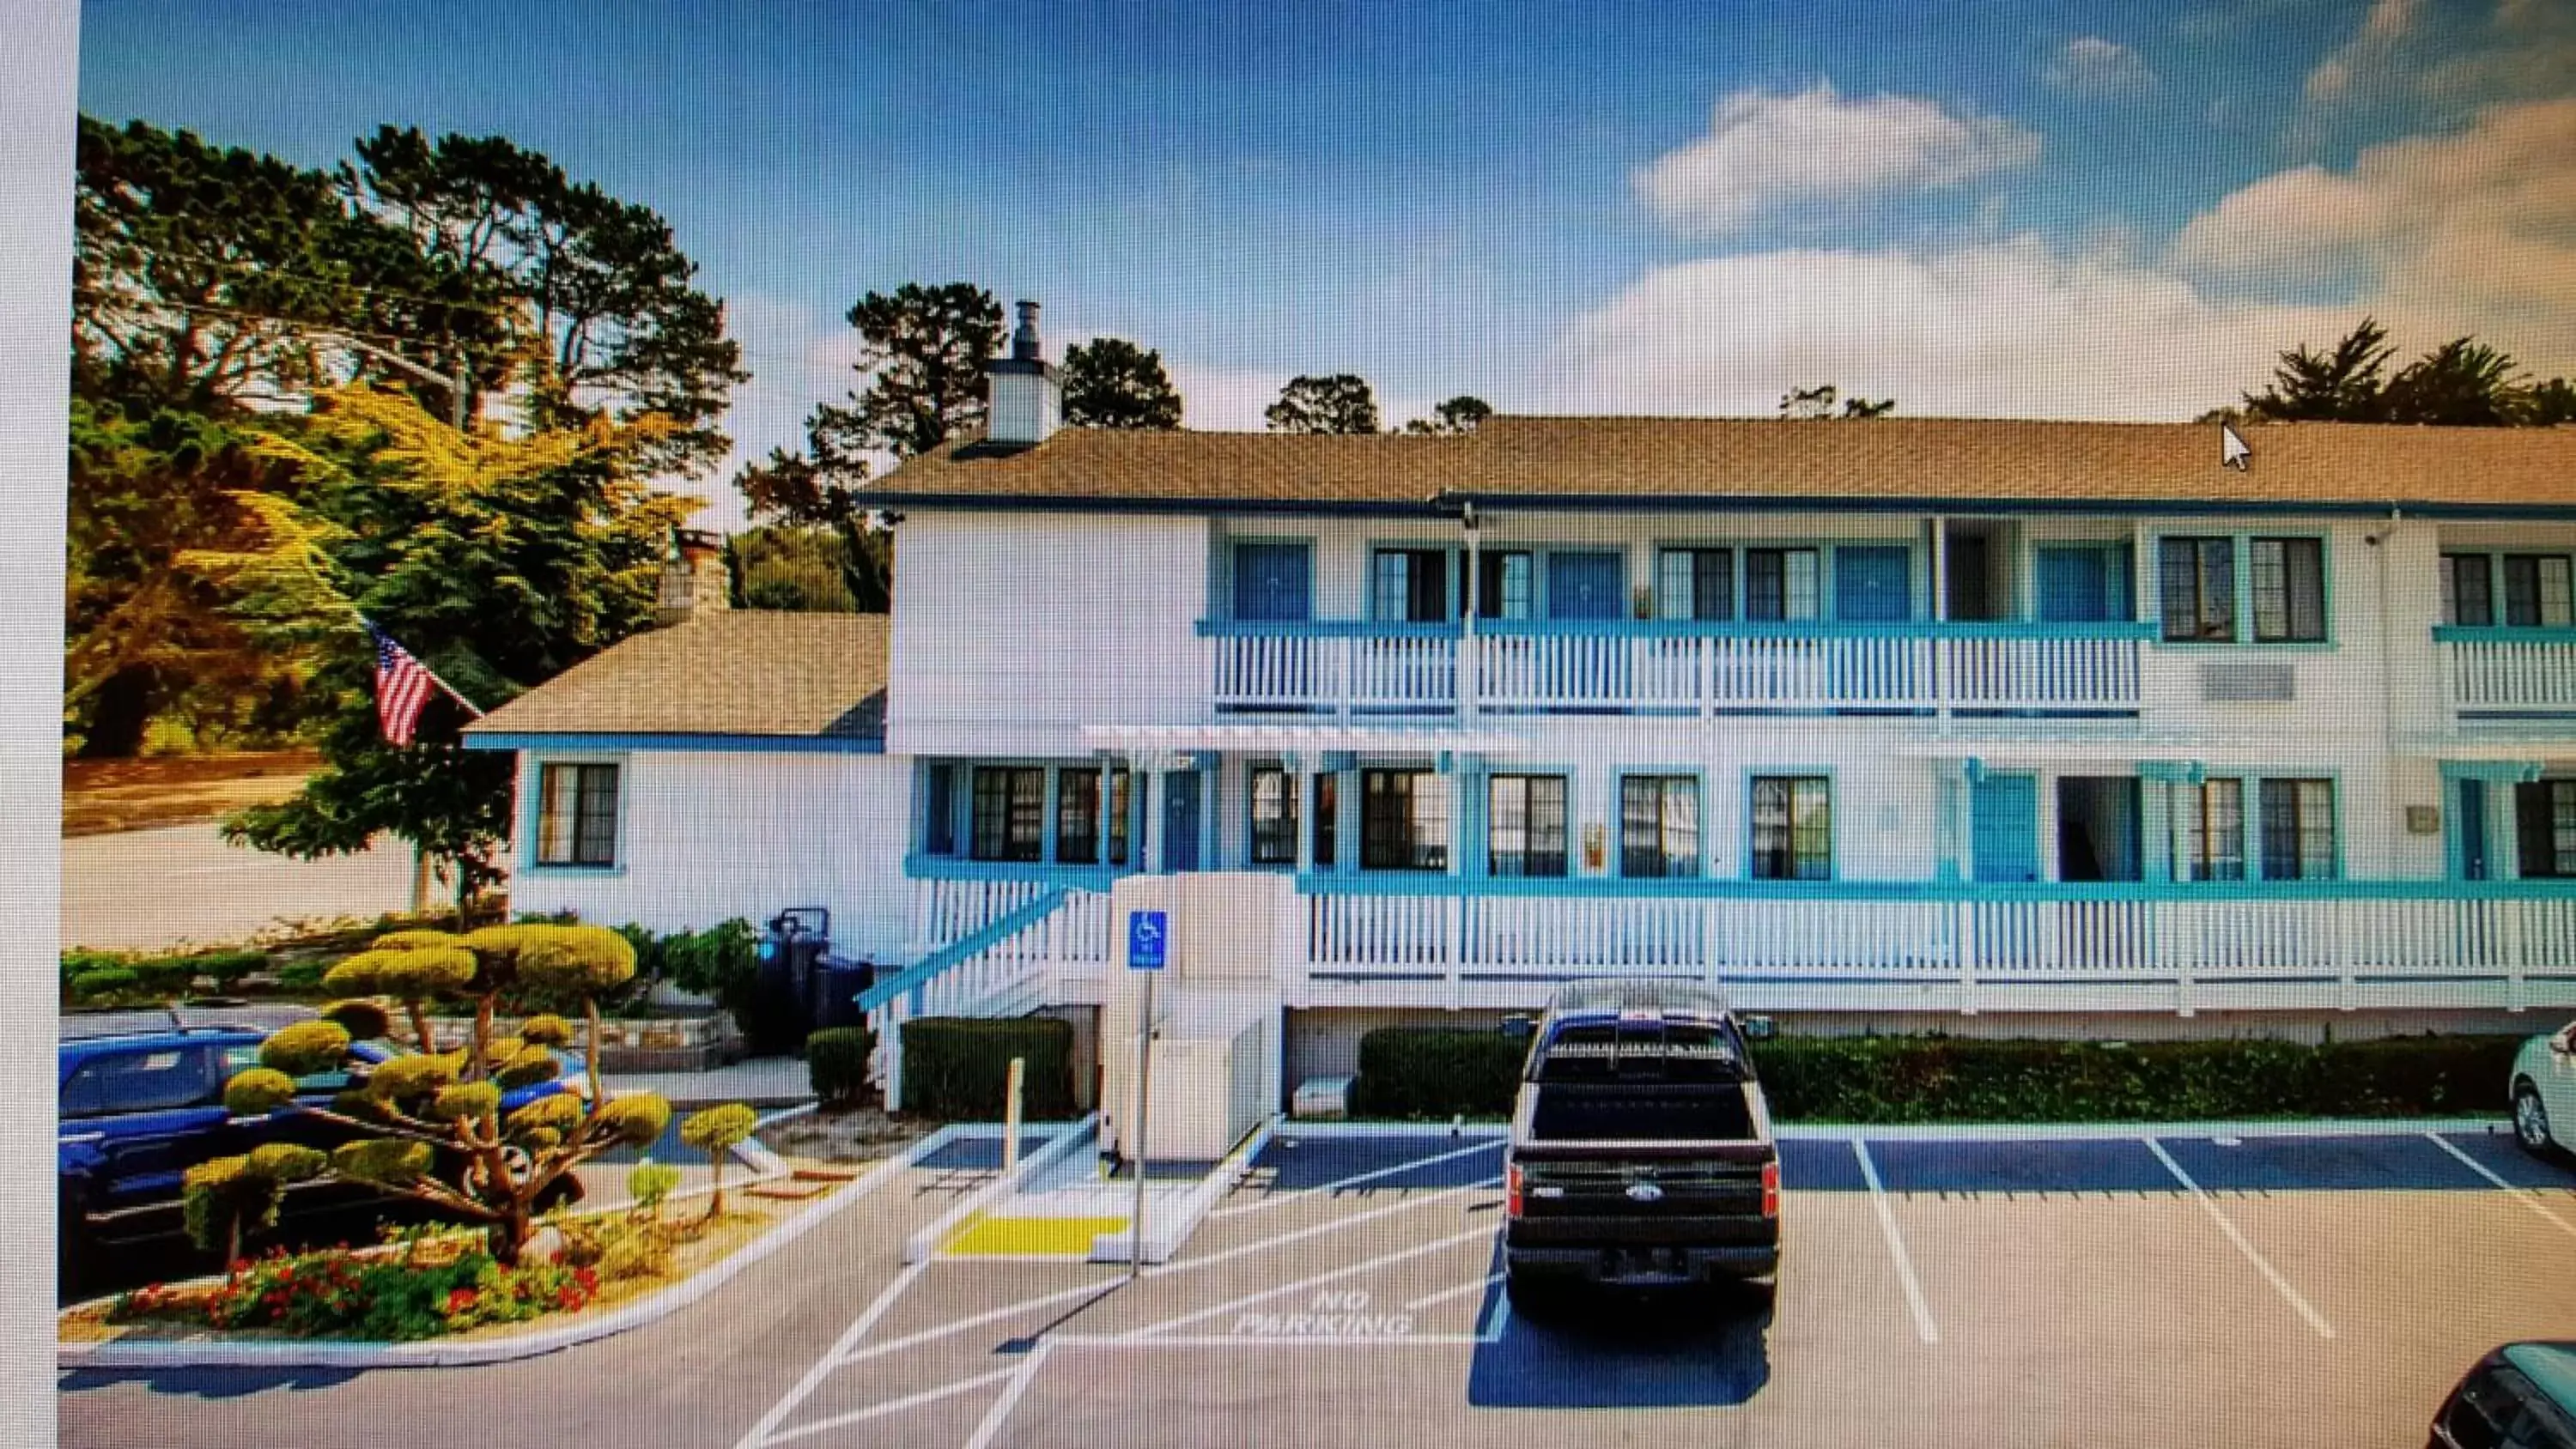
[59,948,268,1001]
[1346,1027,2524,1124]
[807,1026,875,1107]
[1349,1027,1532,1120]
[897,1016,1077,1121]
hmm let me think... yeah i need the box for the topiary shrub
[806,1026,875,1108]
[1348,1028,1530,1121]
[680,1103,760,1218]
[897,1017,1078,1121]
[319,998,392,1042]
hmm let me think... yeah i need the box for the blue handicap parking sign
[1127,910,1169,970]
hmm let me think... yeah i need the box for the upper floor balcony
[1200,618,2154,718]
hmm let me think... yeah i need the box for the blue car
[58,1022,581,1292]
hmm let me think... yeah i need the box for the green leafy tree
[1401,396,1493,435]
[214,924,720,1264]
[197,386,694,912]
[1266,374,1379,434]
[343,126,750,474]
[2382,336,2533,426]
[2243,318,2397,422]
[1779,385,1894,420]
[2532,378,2576,427]
[679,1104,759,1220]
[726,525,858,612]
[1061,336,1182,429]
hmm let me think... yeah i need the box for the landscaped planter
[412,1011,744,1072]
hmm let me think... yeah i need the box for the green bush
[1343,1027,2527,1124]
[274,958,327,993]
[69,967,140,1002]
[806,1026,875,1106]
[1348,1028,1533,1120]
[897,1017,1077,1120]
[61,950,125,991]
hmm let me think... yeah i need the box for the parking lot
[60,1124,2576,1448]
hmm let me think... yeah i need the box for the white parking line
[728,1261,929,1449]
[756,1367,1022,1446]
[1123,1226,1496,1340]
[1212,1139,1505,1219]
[2425,1132,2576,1241]
[1052,1332,1490,1349]
[2142,1137,2336,1340]
[834,1278,1114,1367]
[1150,1179,1500,1277]
[1404,1272,1504,1313]
[962,1343,1052,1449]
[1852,1140,1941,1346]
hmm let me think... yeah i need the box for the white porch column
[1460,520,1482,720]
[1138,756,1165,874]
[1931,515,1951,726]
[1291,753,1318,875]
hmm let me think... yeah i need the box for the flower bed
[65,1200,786,1346]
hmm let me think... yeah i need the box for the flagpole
[360,616,487,718]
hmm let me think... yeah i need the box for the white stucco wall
[507,749,913,962]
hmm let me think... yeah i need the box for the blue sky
[80,0,2576,527]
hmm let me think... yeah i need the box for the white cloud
[1632,82,2040,238]
[2171,97,2576,372]
[2043,38,2160,100]
[1545,237,2341,421]
[2304,0,2422,105]
[2293,0,2576,146]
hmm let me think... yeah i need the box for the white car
[2511,1022,2576,1158]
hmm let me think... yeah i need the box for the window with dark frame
[971,766,1047,862]
[1360,769,1449,870]
[1487,773,1569,876]
[1106,768,1131,867]
[1657,547,1735,621]
[537,762,620,867]
[2504,554,2575,627]
[2160,537,2236,642]
[1620,774,1702,878]
[1249,765,1299,865]
[2441,553,2494,627]
[2250,537,2326,642]
[2178,778,2246,881]
[1371,548,1452,623]
[1314,772,1337,867]
[1057,768,1101,865]
[1742,548,1819,621]
[1748,775,1830,881]
[1476,550,1534,620]
[2517,779,2576,879]
[2258,777,2336,880]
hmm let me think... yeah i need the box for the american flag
[368,623,440,746]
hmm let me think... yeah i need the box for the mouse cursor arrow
[2221,422,2251,471]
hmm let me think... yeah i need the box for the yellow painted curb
[940,1213,1129,1257]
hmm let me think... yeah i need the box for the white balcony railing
[2436,627,2576,717]
[1205,621,2148,716]
[1296,882,2576,1014]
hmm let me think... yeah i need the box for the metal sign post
[1125,909,1168,1277]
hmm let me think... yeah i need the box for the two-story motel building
[465,304,2576,1100]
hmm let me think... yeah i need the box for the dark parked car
[58,1022,580,1292]
[1500,979,1781,1313]
[2432,1343,2576,1448]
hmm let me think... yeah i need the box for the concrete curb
[56,1119,960,1373]
[902,1115,1097,1264]
[1094,1117,1277,1266]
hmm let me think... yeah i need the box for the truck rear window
[1533,1022,1745,1083]
[1527,1082,1757,1143]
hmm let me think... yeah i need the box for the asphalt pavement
[62,823,447,951]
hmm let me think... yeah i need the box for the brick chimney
[657,528,730,627]
[984,299,1062,447]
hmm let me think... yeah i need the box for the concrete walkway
[602,1055,815,1108]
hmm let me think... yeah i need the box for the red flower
[573,1268,598,1291]
[446,1288,479,1314]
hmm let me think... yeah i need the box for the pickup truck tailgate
[1510,1153,1774,1245]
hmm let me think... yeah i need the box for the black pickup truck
[1501,979,1781,1311]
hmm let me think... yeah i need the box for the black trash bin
[755,907,829,1053]
[812,955,876,1033]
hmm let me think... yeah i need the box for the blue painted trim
[1613,766,1710,881]
[2440,761,2546,784]
[465,731,883,754]
[1194,619,1463,640]
[1470,618,2157,640]
[1290,875,2576,903]
[856,888,1068,1013]
[515,750,629,876]
[903,853,1127,888]
[2433,626,2576,645]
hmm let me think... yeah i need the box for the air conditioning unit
[2199,661,2295,702]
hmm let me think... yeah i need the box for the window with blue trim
[2515,780,2576,878]
[1488,773,1568,877]
[1621,775,1701,878]
[1249,765,1299,865]
[1476,551,1534,620]
[924,764,957,856]
[1057,769,1101,865]
[2160,537,2236,642]
[2177,778,2246,881]
[1361,769,1449,870]
[537,763,619,867]
[2250,538,2326,642]
[2439,554,2494,627]
[971,767,1046,862]
[1657,548,1735,621]
[2505,555,2574,627]
[2258,778,2336,880]
[1747,776,1827,881]
[1743,549,1820,621]
[1107,767,1132,867]
[1372,549,1453,622]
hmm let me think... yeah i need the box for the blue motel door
[1163,771,1202,872]
[1971,773,2042,883]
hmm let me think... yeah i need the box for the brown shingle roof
[870,416,2576,512]
[464,612,886,740]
